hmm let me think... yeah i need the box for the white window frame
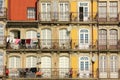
[109,2,118,18]
[41,56,51,78]
[59,2,69,21]
[26,56,37,68]
[59,56,69,78]
[26,30,37,39]
[79,29,90,49]
[99,29,107,45]
[78,2,89,21]
[41,29,51,48]
[27,7,35,19]
[109,29,117,45]
[98,2,107,18]
[41,2,51,21]
[0,53,3,75]
[9,56,21,68]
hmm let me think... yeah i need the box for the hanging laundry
[26,39,31,44]
[15,39,20,44]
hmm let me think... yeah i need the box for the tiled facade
[0,0,120,79]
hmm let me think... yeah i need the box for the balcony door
[59,57,69,78]
[41,56,51,78]
[41,29,51,49]
[41,2,51,21]
[99,55,107,78]
[79,56,90,78]
[79,29,90,49]
[79,2,89,21]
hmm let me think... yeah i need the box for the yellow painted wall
[93,1,97,20]
[71,54,78,78]
[93,27,98,46]
[70,1,77,21]
[5,0,8,8]
[70,28,78,49]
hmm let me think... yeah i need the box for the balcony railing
[0,7,7,18]
[6,39,120,51]
[39,12,120,22]
[39,12,97,22]
[8,68,97,79]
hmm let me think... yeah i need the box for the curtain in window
[99,2,107,18]
[110,55,117,72]
[99,29,107,45]
[41,29,51,48]
[9,56,20,68]
[99,55,107,72]
[110,2,117,18]
[26,56,37,68]
[26,30,37,39]
[109,29,117,45]
[41,57,51,78]
[59,57,69,78]
[41,2,51,21]
[59,2,69,21]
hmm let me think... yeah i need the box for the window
[99,29,107,45]
[110,2,118,18]
[99,2,107,18]
[80,29,89,44]
[27,8,35,19]
[26,30,37,39]
[79,56,89,71]
[109,29,117,45]
[0,0,3,7]
[41,2,51,21]
[99,55,107,72]
[41,29,51,48]
[0,24,4,44]
[41,56,51,78]
[9,56,20,68]
[0,53,3,75]
[59,2,69,21]
[59,29,69,48]
[59,57,69,78]
[110,55,117,72]
[26,56,37,68]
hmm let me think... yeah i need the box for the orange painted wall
[8,0,36,20]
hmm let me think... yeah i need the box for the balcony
[38,12,97,23]
[98,12,119,23]
[8,68,97,79]
[98,39,120,51]
[0,7,7,19]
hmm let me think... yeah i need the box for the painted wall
[8,0,36,20]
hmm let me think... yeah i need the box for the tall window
[109,2,118,18]
[41,2,51,21]
[59,57,69,77]
[26,56,37,68]
[80,56,89,71]
[0,24,4,44]
[41,56,51,78]
[110,55,117,72]
[0,0,3,7]
[59,29,69,48]
[98,2,107,18]
[26,30,37,39]
[109,29,117,45]
[41,29,51,48]
[99,55,107,72]
[0,53,3,75]
[0,0,4,16]
[27,8,35,19]
[9,56,20,68]
[99,29,107,45]
[59,2,69,21]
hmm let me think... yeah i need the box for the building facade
[0,0,120,79]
